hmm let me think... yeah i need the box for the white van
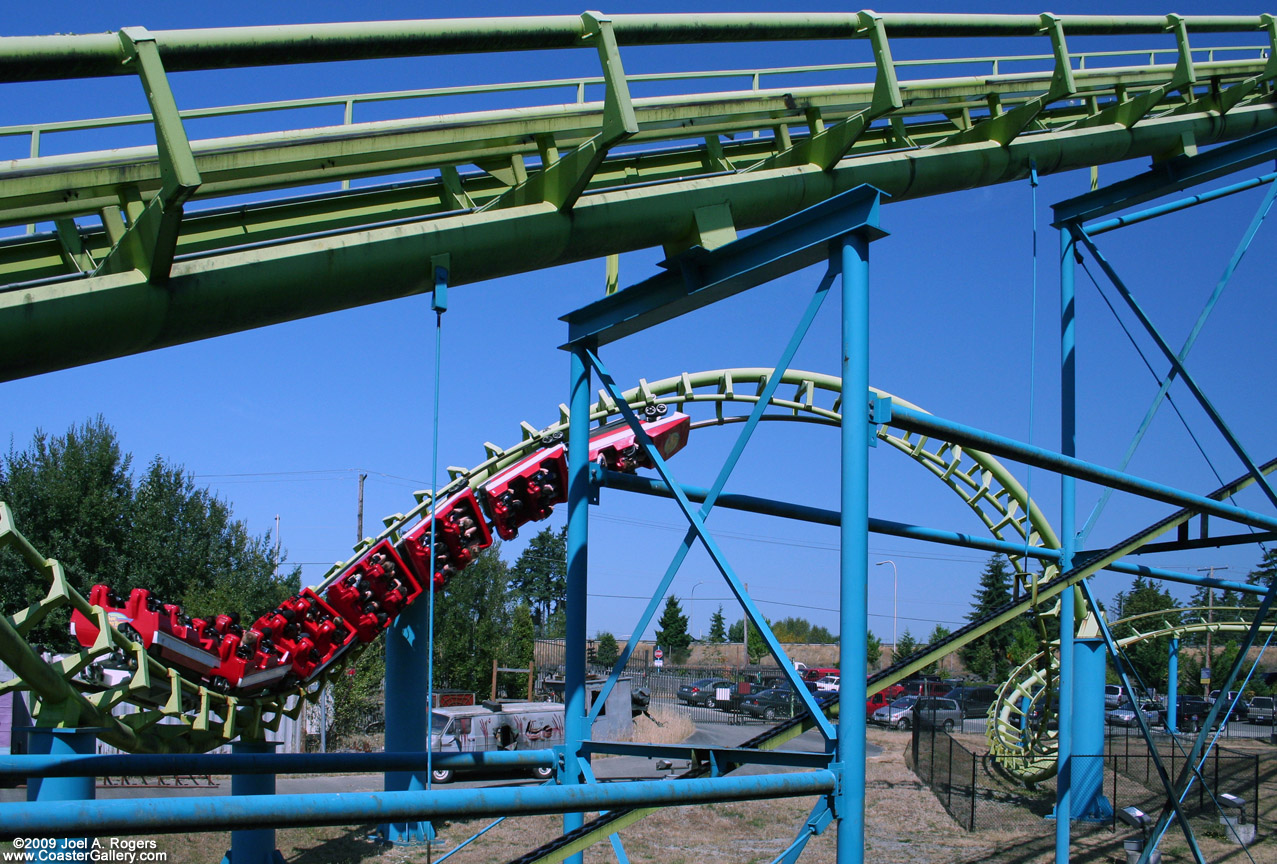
[429,700,563,783]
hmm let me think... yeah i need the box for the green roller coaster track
[1,12,1277,380]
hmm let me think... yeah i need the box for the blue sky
[2,2,1275,650]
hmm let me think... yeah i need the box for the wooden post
[491,657,498,701]
[527,661,535,701]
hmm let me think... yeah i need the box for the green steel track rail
[1,13,1277,380]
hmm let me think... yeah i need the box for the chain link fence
[910,719,1265,837]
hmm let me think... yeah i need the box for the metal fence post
[947,735,953,812]
[970,752,977,831]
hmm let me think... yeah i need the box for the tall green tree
[706,605,728,643]
[866,630,882,669]
[655,595,692,664]
[923,624,952,675]
[434,543,523,694]
[595,631,620,667]
[508,526,567,634]
[895,628,919,660]
[1247,549,1277,589]
[959,555,1023,681]
[728,615,771,663]
[0,418,294,651]
[1110,576,1181,692]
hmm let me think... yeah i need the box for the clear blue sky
[2,2,1275,650]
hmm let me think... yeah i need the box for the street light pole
[688,581,705,640]
[875,560,897,659]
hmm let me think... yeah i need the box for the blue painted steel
[1056,226,1075,858]
[888,403,1277,533]
[585,266,835,724]
[225,740,284,864]
[577,758,631,864]
[564,340,593,861]
[0,771,837,838]
[838,229,872,864]
[25,727,97,862]
[1067,196,1277,543]
[563,185,885,347]
[597,471,1270,597]
[0,749,553,778]
[1087,171,1277,236]
[585,349,835,738]
[1052,126,1277,224]
[380,267,449,847]
[1167,637,1179,734]
[1070,639,1112,821]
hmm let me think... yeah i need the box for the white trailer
[429,700,563,783]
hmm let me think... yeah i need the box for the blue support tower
[381,598,436,846]
[1071,639,1112,822]
[222,740,285,864]
[1167,637,1179,734]
[26,727,97,861]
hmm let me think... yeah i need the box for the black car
[740,688,807,721]
[676,677,732,708]
[946,685,998,719]
[1167,694,1242,731]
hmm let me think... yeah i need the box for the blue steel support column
[1167,638,1180,733]
[1055,226,1075,860]
[838,230,870,864]
[1072,639,1112,820]
[26,727,97,861]
[224,740,284,864]
[381,596,435,845]
[564,339,594,864]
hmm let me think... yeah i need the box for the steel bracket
[753,12,901,172]
[486,12,636,212]
[942,14,1075,147]
[96,28,200,284]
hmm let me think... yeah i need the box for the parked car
[801,667,839,684]
[719,673,796,713]
[946,685,998,719]
[865,690,894,719]
[1248,696,1275,724]
[740,688,803,721]
[676,677,732,708]
[1105,700,1162,728]
[815,675,840,693]
[913,697,963,731]
[1167,695,1223,732]
[1208,691,1250,720]
[901,677,951,697]
[871,695,919,730]
[1104,684,1127,709]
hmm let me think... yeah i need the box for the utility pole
[273,514,280,576]
[742,582,749,666]
[357,472,367,541]
[1198,566,1227,697]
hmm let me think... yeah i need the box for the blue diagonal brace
[585,266,836,724]
[585,347,836,739]
[771,798,834,864]
[1069,224,1277,513]
[1078,175,1277,543]
[577,759,632,864]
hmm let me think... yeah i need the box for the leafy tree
[895,628,919,661]
[434,544,521,694]
[1110,576,1181,691]
[508,526,567,635]
[770,616,838,644]
[595,631,620,667]
[655,595,692,664]
[923,624,952,675]
[706,605,728,643]
[728,615,771,663]
[330,642,385,742]
[866,630,881,669]
[0,418,294,651]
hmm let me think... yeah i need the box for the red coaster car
[398,488,493,589]
[72,586,222,675]
[589,410,691,473]
[478,442,568,541]
[251,590,357,681]
[324,539,420,642]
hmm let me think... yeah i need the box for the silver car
[913,697,963,732]
[871,695,919,730]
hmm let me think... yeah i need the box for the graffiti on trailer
[436,708,564,753]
